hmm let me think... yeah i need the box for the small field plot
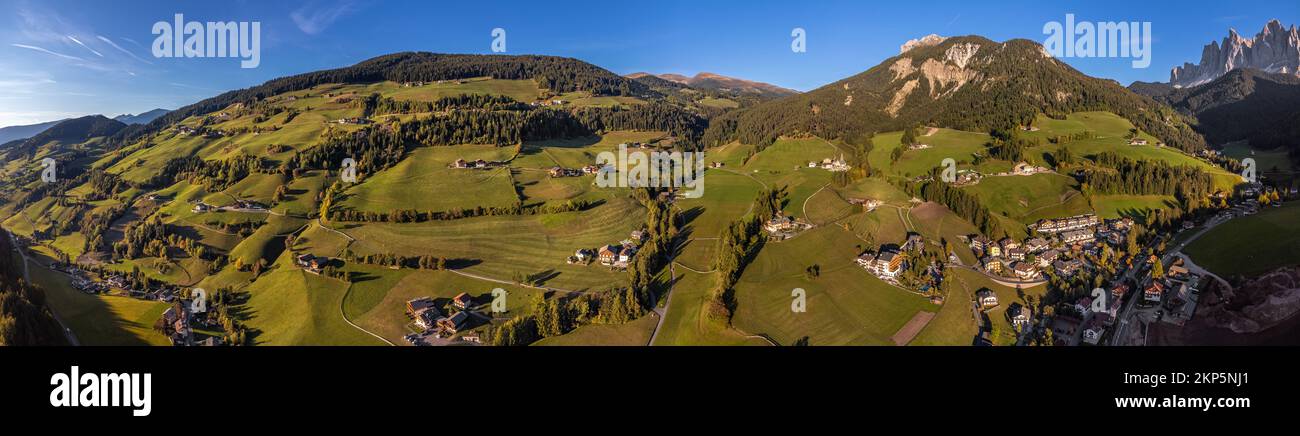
[1091,194,1176,220]
[274,170,330,216]
[1220,140,1296,178]
[743,137,840,173]
[907,202,981,265]
[731,225,937,345]
[349,269,543,345]
[1185,202,1300,277]
[380,78,542,103]
[652,269,768,346]
[890,128,991,178]
[522,131,667,170]
[674,170,763,239]
[837,177,912,205]
[240,265,386,346]
[837,206,911,247]
[341,195,644,292]
[961,173,1092,225]
[339,145,519,214]
[108,134,211,184]
[228,215,305,267]
[535,314,658,346]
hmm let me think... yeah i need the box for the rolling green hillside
[0,47,1264,347]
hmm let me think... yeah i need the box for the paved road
[946,256,1049,289]
[646,258,675,346]
[1111,213,1231,345]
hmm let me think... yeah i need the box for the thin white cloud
[66,35,103,57]
[11,43,85,61]
[291,0,358,35]
[97,35,153,64]
[0,78,57,88]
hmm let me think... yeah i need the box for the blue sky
[1,0,1297,128]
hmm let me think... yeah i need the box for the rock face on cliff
[1170,19,1300,88]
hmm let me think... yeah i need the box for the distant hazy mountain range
[0,108,168,145]
[625,72,799,98]
[113,108,172,125]
[1169,19,1299,88]
[0,120,65,145]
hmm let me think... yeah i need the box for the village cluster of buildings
[1049,259,1199,346]
[191,199,264,214]
[159,298,221,346]
[857,248,907,284]
[762,215,813,240]
[938,161,1051,187]
[845,197,882,212]
[972,214,1134,282]
[451,158,507,169]
[530,99,567,107]
[404,293,480,345]
[950,169,982,186]
[175,125,227,138]
[1130,260,1200,323]
[571,229,646,269]
[1009,162,1050,176]
[333,117,371,125]
[161,303,197,346]
[807,155,851,172]
[1027,213,1101,234]
[973,288,1030,331]
[855,233,930,286]
[548,165,603,178]
[58,263,180,302]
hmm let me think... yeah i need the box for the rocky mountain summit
[1170,19,1300,88]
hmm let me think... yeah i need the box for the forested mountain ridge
[702,36,1206,153]
[136,53,660,142]
[0,115,127,163]
[0,119,65,145]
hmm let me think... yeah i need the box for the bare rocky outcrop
[919,58,979,98]
[886,79,919,116]
[900,34,947,53]
[944,43,981,69]
[1200,267,1300,334]
[889,58,916,82]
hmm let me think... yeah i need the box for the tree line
[0,235,65,345]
